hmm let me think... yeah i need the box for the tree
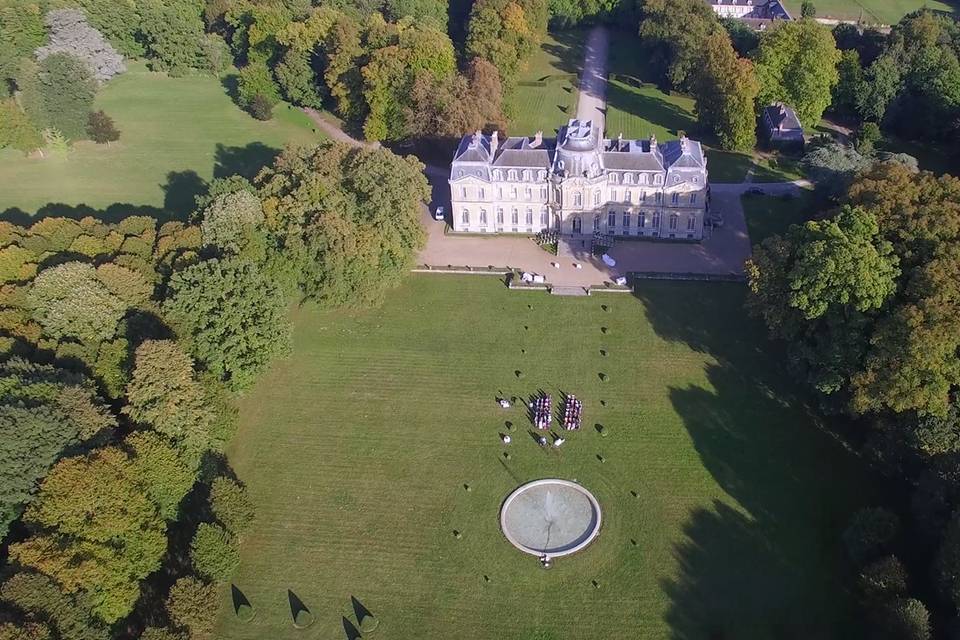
[126,430,197,521]
[198,190,266,258]
[857,52,902,123]
[854,121,882,154]
[138,0,206,73]
[237,62,280,115]
[19,53,97,140]
[166,578,217,640]
[842,507,900,565]
[0,621,52,640]
[638,0,719,89]
[190,522,240,581]
[0,572,108,640]
[875,598,930,640]
[28,262,127,344]
[0,99,41,153]
[0,1,45,96]
[256,142,429,306]
[69,0,143,58]
[10,447,168,622]
[720,17,759,57]
[36,9,126,82]
[164,257,292,390]
[692,31,758,151]
[465,0,544,86]
[832,49,866,118]
[124,340,214,461]
[407,57,507,138]
[859,555,908,601]
[801,142,873,199]
[754,19,841,127]
[87,110,119,144]
[274,48,324,109]
[209,476,255,536]
[800,1,816,18]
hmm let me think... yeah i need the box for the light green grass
[506,31,585,136]
[742,189,817,243]
[783,0,954,24]
[219,275,874,640]
[0,61,323,218]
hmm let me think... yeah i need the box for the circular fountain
[499,479,602,559]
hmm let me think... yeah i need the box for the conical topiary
[293,609,314,629]
[359,612,379,632]
[236,603,255,622]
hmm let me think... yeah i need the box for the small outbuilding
[762,103,804,149]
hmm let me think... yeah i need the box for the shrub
[359,612,379,632]
[166,577,217,639]
[858,555,908,601]
[236,602,255,622]
[842,507,899,565]
[87,110,120,144]
[209,477,255,536]
[293,609,314,628]
[248,94,274,121]
[190,522,240,581]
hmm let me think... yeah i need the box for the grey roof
[661,138,706,169]
[453,134,492,164]
[710,0,791,19]
[492,136,554,168]
[763,103,802,131]
[554,119,604,178]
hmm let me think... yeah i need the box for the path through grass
[219,275,874,640]
[0,62,322,219]
[506,31,585,136]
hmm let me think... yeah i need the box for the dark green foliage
[0,1,45,95]
[638,0,719,89]
[126,430,196,520]
[166,577,218,639]
[237,62,280,112]
[800,1,815,18]
[248,94,274,120]
[190,522,240,581]
[19,53,97,141]
[842,507,900,565]
[70,0,144,57]
[164,257,292,390]
[858,555,908,601]
[719,16,758,57]
[87,110,120,144]
[274,49,324,108]
[138,627,184,640]
[209,476,255,536]
[0,572,109,640]
[466,0,546,86]
[138,0,206,73]
[854,122,882,154]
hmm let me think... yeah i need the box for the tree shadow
[162,170,208,218]
[632,281,877,639]
[350,596,375,630]
[213,142,281,180]
[341,616,362,640]
[288,589,312,626]
[540,28,588,75]
[231,584,251,614]
[604,81,697,138]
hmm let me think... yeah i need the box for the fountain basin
[499,479,602,558]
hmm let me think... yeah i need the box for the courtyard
[219,276,874,640]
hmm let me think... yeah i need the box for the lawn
[219,275,875,640]
[506,31,585,136]
[742,189,817,243]
[0,61,322,219]
[782,0,954,24]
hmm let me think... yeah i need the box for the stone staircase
[550,285,590,296]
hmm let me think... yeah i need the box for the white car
[433,206,445,221]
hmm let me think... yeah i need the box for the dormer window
[639,173,648,185]
[655,175,663,185]
[523,170,532,181]
[538,170,547,180]
[458,170,464,177]
[493,170,503,180]
[509,170,518,181]
[673,176,681,183]
[624,173,634,184]
[609,173,619,184]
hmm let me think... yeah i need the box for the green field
[0,62,322,219]
[219,275,874,640]
[783,0,954,24]
[506,31,585,136]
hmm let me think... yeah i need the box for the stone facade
[448,119,710,241]
[708,0,791,20]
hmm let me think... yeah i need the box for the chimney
[617,132,623,151]
[531,130,542,148]
[491,130,499,155]
[649,134,657,150]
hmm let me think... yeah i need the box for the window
[458,170,464,177]
[538,170,547,180]
[625,190,632,203]
[496,208,504,224]
[610,189,617,202]
[623,213,631,228]
[540,209,549,226]
[655,175,663,185]
[672,193,680,204]
[497,187,503,199]
[523,170,531,181]
[639,173,648,185]
[638,212,646,228]
[525,187,532,201]
[493,170,502,180]
[479,187,486,199]
[656,193,663,203]
[690,193,697,204]
[511,209,519,224]
[480,209,487,224]
[574,191,583,207]
[674,176,681,183]
[594,190,601,206]
[462,209,470,224]
[460,187,467,198]
[640,191,647,203]
[687,216,696,230]
[693,176,699,183]
[609,173,619,184]
[541,187,548,199]
[509,170,518,181]
[511,187,518,199]
[608,211,616,227]
[625,173,634,184]
[525,209,533,225]
[653,212,661,228]
[669,214,679,230]
[593,215,600,231]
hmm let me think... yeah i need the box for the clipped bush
[359,613,379,633]
[236,603,255,623]
[248,95,274,121]
[190,522,240,581]
[843,507,900,565]
[293,609,314,629]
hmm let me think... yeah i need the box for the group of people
[532,394,552,429]
[562,395,583,430]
